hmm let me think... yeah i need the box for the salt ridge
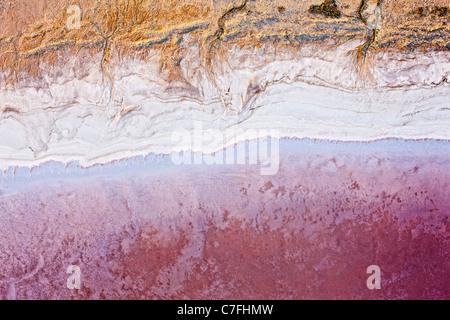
[0,41,449,171]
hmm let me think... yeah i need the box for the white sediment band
[0,41,449,170]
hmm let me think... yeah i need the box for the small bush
[308,0,341,18]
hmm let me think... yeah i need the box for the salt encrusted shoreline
[0,41,449,170]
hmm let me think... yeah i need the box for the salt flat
[0,42,449,170]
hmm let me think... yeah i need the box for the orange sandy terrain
[0,0,449,84]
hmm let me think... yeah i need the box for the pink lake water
[0,138,449,299]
